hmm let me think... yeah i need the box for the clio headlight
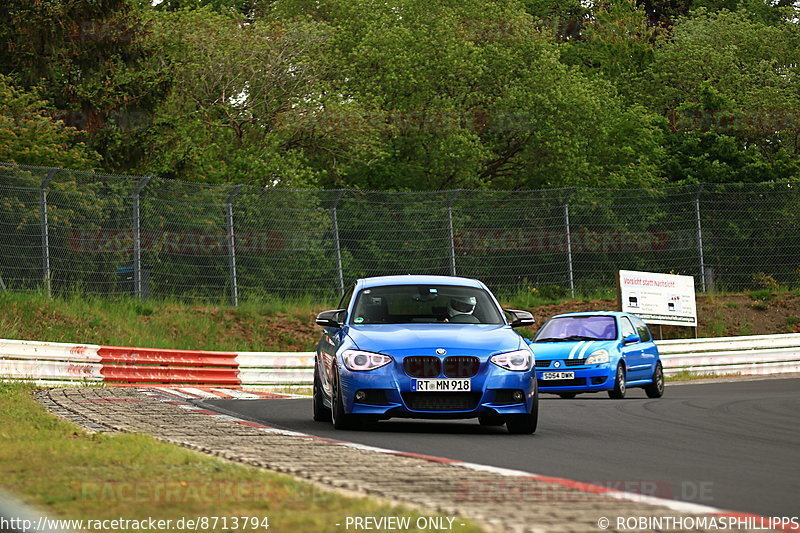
[585,349,610,365]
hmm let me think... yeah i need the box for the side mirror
[316,309,345,328]
[505,309,535,328]
[623,333,640,345]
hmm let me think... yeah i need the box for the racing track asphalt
[201,378,800,518]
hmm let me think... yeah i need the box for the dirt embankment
[518,292,800,340]
[2,291,798,351]
[289,292,800,346]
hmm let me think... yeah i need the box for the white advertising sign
[618,270,697,327]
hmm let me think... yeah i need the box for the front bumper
[338,362,536,419]
[535,363,615,392]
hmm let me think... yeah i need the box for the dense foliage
[1,0,798,189]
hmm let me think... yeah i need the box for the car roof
[356,275,486,290]
[550,311,630,319]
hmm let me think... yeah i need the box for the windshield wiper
[535,335,602,342]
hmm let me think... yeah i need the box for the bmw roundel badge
[436,348,447,355]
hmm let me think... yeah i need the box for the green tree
[644,9,800,182]
[0,0,169,172]
[0,75,100,168]
[138,8,343,186]
[646,10,800,114]
[271,0,665,190]
[521,0,590,41]
[635,0,794,26]
[561,1,662,96]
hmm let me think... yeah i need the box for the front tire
[331,369,359,430]
[608,363,627,399]
[506,395,538,434]
[644,362,665,398]
[312,366,331,422]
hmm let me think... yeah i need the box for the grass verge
[665,370,741,382]
[0,290,320,351]
[0,383,482,533]
[2,287,800,353]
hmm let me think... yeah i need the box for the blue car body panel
[532,311,661,394]
[316,275,537,420]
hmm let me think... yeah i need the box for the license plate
[541,371,575,380]
[412,379,471,392]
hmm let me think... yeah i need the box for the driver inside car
[444,295,479,323]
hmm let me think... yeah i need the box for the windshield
[534,316,617,342]
[350,285,504,325]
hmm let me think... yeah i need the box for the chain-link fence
[1,162,799,301]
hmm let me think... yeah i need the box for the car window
[336,285,354,322]
[620,317,637,339]
[534,316,617,342]
[337,285,354,309]
[631,316,652,342]
[350,285,504,325]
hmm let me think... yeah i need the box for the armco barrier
[657,333,800,377]
[0,339,313,387]
[1,334,799,386]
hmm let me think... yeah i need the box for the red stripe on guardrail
[100,363,240,385]
[97,346,238,367]
[96,345,242,385]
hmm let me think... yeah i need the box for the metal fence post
[563,188,576,298]
[133,175,152,299]
[226,184,243,306]
[331,190,345,293]
[447,190,459,276]
[39,169,57,297]
[695,184,706,293]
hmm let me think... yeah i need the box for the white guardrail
[0,339,315,387]
[656,333,800,377]
[1,334,799,386]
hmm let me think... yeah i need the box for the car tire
[608,363,627,399]
[644,362,665,399]
[331,369,359,430]
[478,415,505,426]
[558,393,577,399]
[506,395,538,434]
[312,366,331,422]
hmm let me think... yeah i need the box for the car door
[318,286,353,397]
[619,316,646,380]
[631,315,658,378]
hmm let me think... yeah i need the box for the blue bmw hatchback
[313,275,539,433]
[532,311,664,399]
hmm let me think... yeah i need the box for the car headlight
[490,349,533,371]
[341,350,392,371]
[585,349,610,365]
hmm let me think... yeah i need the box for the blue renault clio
[313,275,539,433]
[532,311,664,399]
